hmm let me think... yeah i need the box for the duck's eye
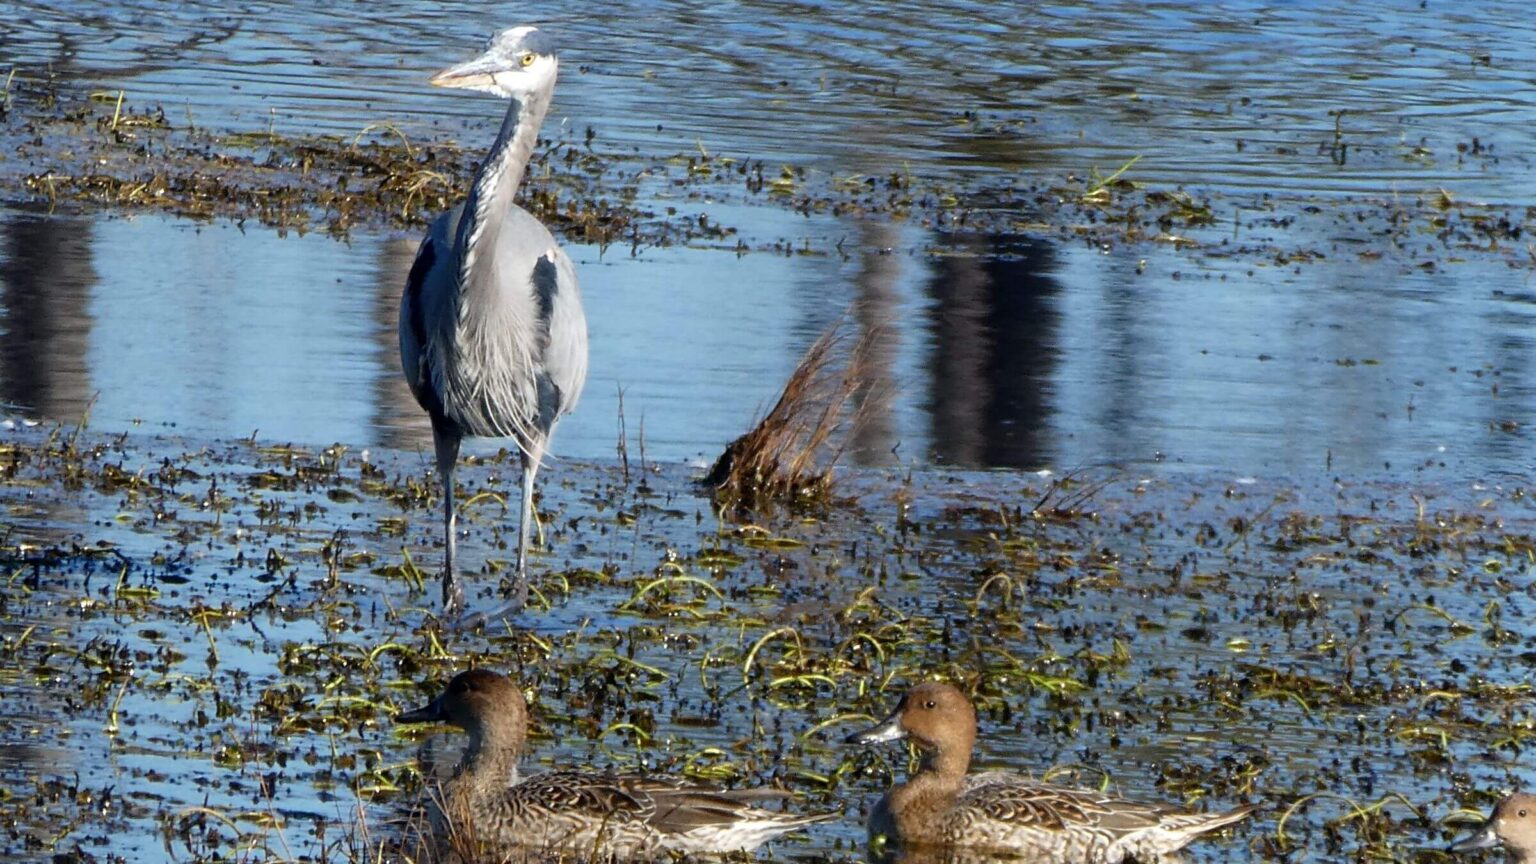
[1522,809,1530,818]
[519,53,536,67]
[924,700,937,709]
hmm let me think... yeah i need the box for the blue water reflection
[4,203,1534,476]
[3,0,1536,477]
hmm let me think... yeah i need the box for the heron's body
[399,26,587,617]
[401,203,584,445]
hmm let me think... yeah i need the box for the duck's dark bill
[396,695,446,724]
[1449,823,1500,853]
[845,712,906,745]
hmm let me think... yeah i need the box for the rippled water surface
[2,5,1536,861]
[11,1,1535,196]
[3,1,1536,474]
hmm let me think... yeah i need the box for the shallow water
[3,205,1534,477]
[0,426,1530,863]
[9,1,1535,197]
[3,1,1536,475]
[2,4,1536,862]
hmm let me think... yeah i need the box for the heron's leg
[512,447,542,609]
[432,418,464,616]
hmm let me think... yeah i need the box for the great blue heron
[399,26,588,618]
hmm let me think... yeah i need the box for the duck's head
[397,668,529,747]
[1451,793,1536,860]
[845,681,977,769]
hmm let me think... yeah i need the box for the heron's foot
[429,570,532,631]
[442,573,467,620]
[510,571,530,611]
[447,600,523,633]
[441,575,530,631]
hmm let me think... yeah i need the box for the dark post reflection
[925,234,1060,469]
[848,221,902,465]
[372,235,434,451]
[0,212,96,418]
[0,209,97,786]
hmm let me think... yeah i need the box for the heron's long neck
[458,86,551,270]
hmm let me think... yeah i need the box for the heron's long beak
[430,51,508,90]
[395,693,447,724]
[1448,821,1501,853]
[845,710,908,746]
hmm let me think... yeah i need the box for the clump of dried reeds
[704,317,884,513]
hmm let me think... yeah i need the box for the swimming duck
[845,682,1254,864]
[1450,794,1536,863]
[396,668,834,861]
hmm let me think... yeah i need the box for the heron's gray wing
[399,235,435,409]
[536,243,588,418]
[399,206,465,418]
[484,206,587,438]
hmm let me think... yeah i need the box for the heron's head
[431,26,559,100]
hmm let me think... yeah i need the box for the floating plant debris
[0,419,1528,862]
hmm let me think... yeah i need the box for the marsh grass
[704,318,885,515]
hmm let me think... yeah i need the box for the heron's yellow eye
[519,53,536,67]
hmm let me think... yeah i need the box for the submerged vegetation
[7,75,637,246]
[3,74,1532,271]
[0,420,1530,862]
